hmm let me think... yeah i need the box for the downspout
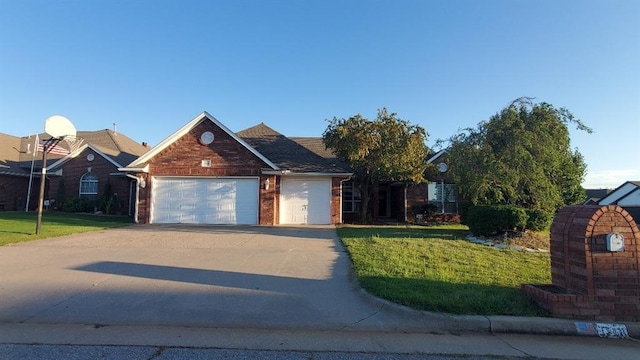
[126,174,140,224]
[339,176,353,224]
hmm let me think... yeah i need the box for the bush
[525,209,553,231]
[467,205,528,236]
[458,201,474,225]
[62,197,96,213]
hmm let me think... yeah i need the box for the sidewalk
[2,323,639,360]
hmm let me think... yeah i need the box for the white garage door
[151,177,259,224]
[280,178,331,224]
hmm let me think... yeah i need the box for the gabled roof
[598,181,640,206]
[48,143,124,170]
[77,129,150,167]
[427,149,447,164]
[127,112,278,170]
[236,123,351,174]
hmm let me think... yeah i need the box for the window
[342,181,361,213]
[428,182,456,202]
[79,172,99,199]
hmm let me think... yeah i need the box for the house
[121,112,353,225]
[597,181,640,224]
[0,130,149,214]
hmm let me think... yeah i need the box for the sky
[1,0,638,189]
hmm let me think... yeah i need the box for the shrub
[525,209,553,231]
[458,200,474,225]
[63,197,95,213]
[467,205,528,236]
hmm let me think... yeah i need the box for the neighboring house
[0,130,149,214]
[597,181,640,224]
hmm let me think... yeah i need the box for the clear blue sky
[1,0,638,189]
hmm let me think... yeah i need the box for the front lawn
[0,211,133,246]
[337,225,551,316]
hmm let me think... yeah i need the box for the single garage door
[280,178,331,224]
[151,177,259,224]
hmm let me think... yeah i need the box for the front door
[378,187,390,218]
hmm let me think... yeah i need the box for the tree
[445,98,591,212]
[323,108,429,222]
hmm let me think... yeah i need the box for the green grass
[337,225,551,316]
[0,211,133,246]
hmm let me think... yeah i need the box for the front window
[342,181,361,213]
[79,172,99,199]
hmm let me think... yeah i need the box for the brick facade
[134,120,345,225]
[523,205,640,321]
[0,175,36,211]
[47,149,133,215]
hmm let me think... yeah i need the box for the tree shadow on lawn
[358,275,549,317]
[339,226,469,241]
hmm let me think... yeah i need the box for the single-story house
[120,112,353,225]
[0,130,149,213]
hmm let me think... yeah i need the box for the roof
[0,129,149,176]
[0,133,30,177]
[127,112,278,170]
[598,181,640,206]
[236,123,351,174]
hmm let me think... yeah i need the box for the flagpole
[25,134,39,212]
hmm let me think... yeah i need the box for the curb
[352,279,640,339]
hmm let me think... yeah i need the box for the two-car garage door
[151,177,259,224]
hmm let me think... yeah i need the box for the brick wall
[0,175,35,211]
[523,205,640,321]
[138,121,273,224]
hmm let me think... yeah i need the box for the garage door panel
[280,178,331,225]
[151,177,258,225]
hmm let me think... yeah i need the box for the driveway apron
[0,225,453,332]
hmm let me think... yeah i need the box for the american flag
[37,137,70,156]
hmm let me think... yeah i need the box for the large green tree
[445,98,591,212]
[323,108,429,222]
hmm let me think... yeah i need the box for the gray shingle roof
[236,123,351,174]
[0,129,149,175]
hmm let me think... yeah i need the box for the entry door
[280,178,331,224]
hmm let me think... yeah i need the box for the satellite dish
[45,115,76,139]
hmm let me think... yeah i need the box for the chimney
[113,123,117,135]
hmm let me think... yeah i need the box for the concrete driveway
[0,225,468,332]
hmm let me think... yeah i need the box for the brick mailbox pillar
[523,205,640,321]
